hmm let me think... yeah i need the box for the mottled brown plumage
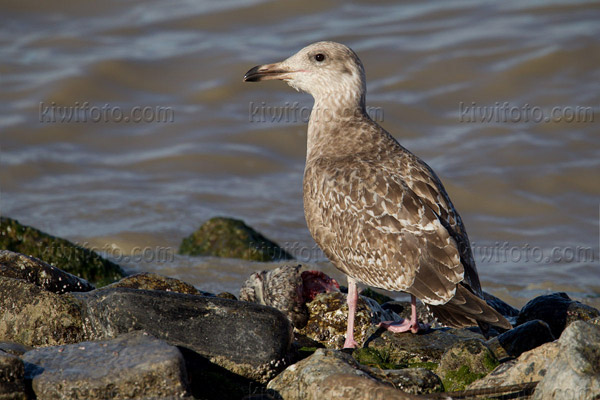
[244,41,511,344]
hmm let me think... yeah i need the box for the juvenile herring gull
[244,41,511,348]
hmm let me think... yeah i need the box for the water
[1,0,599,308]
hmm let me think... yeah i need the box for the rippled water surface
[2,0,599,307]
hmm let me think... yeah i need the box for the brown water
[1,0,599,308]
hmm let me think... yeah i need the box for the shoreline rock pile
[1,217,599,399]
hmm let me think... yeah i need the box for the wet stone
[487,319,555,360]
[23,331,189,400]
[74,287,293,382]
[516,292,600,338]
[0,250,94,293]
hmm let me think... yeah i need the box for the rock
[267,348,421,400]
[74,287,292,382]
[0,276,85,347]
[23,331,189,400]
[366,328,471,369]
[101,271,212,295]
[179,216,293,261]
[467,340,560,390]
[217,291,238,300]
[0,351,27,400]
[437,339,498,391]
[0,342,32,357]
[240,264,339,329]
[178,346,258,400]
[486,319,555,360]
[364,367,443,395]
[0,217,124,287]
[533,320,600,400]
[517,292,600,338]
[296,291,399,349]
[0,250,94,293]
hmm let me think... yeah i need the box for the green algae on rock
[437,338,499,391]
[0,217,124,287]
[179,216,293,261]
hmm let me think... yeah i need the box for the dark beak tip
[243,65,262,83]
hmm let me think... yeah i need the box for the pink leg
[379,294,429,334]
[343,276,359,349]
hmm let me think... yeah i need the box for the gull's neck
[306,91,374,162]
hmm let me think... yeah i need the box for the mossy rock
[353,347,400,369]
[0,217,124,287]
[179,217,293,261]
[437,339,499,391]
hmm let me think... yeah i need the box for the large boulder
[516,292,599,338]
[532,320,600,400]
[0,276,85,347]
[23,331,189,400]
[74,287,293,382]
[0,217,124,286]
[267,348,422,400]
[179,216,293,261]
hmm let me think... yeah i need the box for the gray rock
[517,292,600,338]
[0,351,27,400]
[0,342,32,357]
[178,216,293,261]
[486,319,555,360]
[533,320,600,400]
[23,331,189,400]
[0,217,124,287]
[74,287,292,382]
[0,250,94,293]
[437,339,498,391]
[267,348,421,400]
[0,276,85,347]
[467,340,559,390]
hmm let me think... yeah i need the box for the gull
[244,41,511,348]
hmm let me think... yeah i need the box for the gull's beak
[243,62,294,82]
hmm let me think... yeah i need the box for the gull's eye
[314,53,325,62]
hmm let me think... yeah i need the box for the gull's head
[244,41,366,108]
